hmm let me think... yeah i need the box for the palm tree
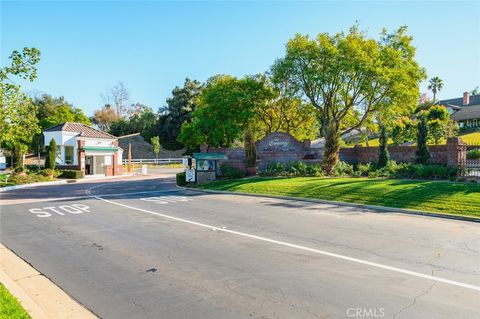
[428,77,444,102]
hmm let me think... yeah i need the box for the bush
[41,169,56,177]
[259,161,324,177]
[59,170,84,179]
[467,149,480,159]
[220,164,246,179]
[353,163,372,177]
[331,161,354,177]
[176,172,186,186]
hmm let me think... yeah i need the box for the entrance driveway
[1,172,479,318]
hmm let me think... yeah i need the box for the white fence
[122,158,183,165]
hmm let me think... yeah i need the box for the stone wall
[205,147,246,172]
[200,133,465,171]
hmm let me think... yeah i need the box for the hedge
[59,170,85,179]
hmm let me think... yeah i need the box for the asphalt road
[1,169,479,319]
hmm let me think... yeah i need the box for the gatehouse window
[65,146,74,164]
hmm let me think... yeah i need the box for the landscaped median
[194,177,480,218]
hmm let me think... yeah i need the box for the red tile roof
[44,122,116,139]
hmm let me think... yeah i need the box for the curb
[0,173,136,193]
[0,180,68,192]
[184,187,480,223]
[0,243,98,319]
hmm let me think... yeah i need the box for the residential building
[437,92,480,128]
[43,122,123,176]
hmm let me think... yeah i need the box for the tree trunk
[322,121,341,173]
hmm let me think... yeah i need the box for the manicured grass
[0,284,31,319]
[196,177,480,217]
[0,173,53,188]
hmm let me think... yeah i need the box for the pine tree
[244,128,257,168]
[377,126,390,168]
[45,138,57,169]
[416,116,431,164]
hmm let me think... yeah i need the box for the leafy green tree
[416,115,431,164]
[471,86,479,95]
[253,76,318,141]
[159,78,202,149]
[427,105,450,144]
[178,75,272,148]
[377,126,390,168]
[44,138,57,170]
[151,136,160,162]
[271,26,425,170]
[109,106,157,141]
[427,76,443,102]
[0,48,41,167]
[31,94,90,149]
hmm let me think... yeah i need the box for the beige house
[437,92,480,128]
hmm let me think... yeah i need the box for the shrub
[260,161,324,177]
[353,163,372,177]
[416,116,431,164]
[220,164,245,179]
[467,149,480,159]
[45,138,57,170]
[176,172,186,186]
[59,170,84,179]
[331,161,354,177]
[41,169,56,177]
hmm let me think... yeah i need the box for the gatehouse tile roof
[44,122,116,139]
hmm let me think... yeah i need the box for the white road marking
[140,195,193,204]
[29,204,90,218]
[1,190,184,206]
[92,194,480,293]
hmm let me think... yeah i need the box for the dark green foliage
[377,126,390,168]
[331,161,354,177]
[220,164,246,179]
[109,107,157,141]
[260,161,324,177]
[59,170,84,179]
[44,139,56,170]
[176,172,187,186]
[467,149,480,159]
[416,116,431,164]
[160,78,202,150]
[244,129,257,167]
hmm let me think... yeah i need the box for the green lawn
[196,177,480,218]
[0,284,31,319]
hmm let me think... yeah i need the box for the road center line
[91,193,480,293]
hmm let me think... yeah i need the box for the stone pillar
[200,144,208,153]
[446,137,465,167]
[77,140,85,172]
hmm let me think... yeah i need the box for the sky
[2,1,480,116]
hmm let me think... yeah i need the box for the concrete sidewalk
[0,243,97,319]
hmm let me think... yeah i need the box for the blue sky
[2,1,479,116]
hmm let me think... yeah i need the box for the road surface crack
[391,282,436,319]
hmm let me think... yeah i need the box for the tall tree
[471,86,480,95]
[178,75,272,148]
[44,138,57,170]
[159,78,202,149]
[427,76,444,102]
[271,26,425,170]
[416,115,431,164]
[92,104,119,131]
[0,48,41,168]
[254,76,319,141]
[377,126,390,168]
[108,106,157,140]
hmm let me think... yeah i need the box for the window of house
[64,146,74,165]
